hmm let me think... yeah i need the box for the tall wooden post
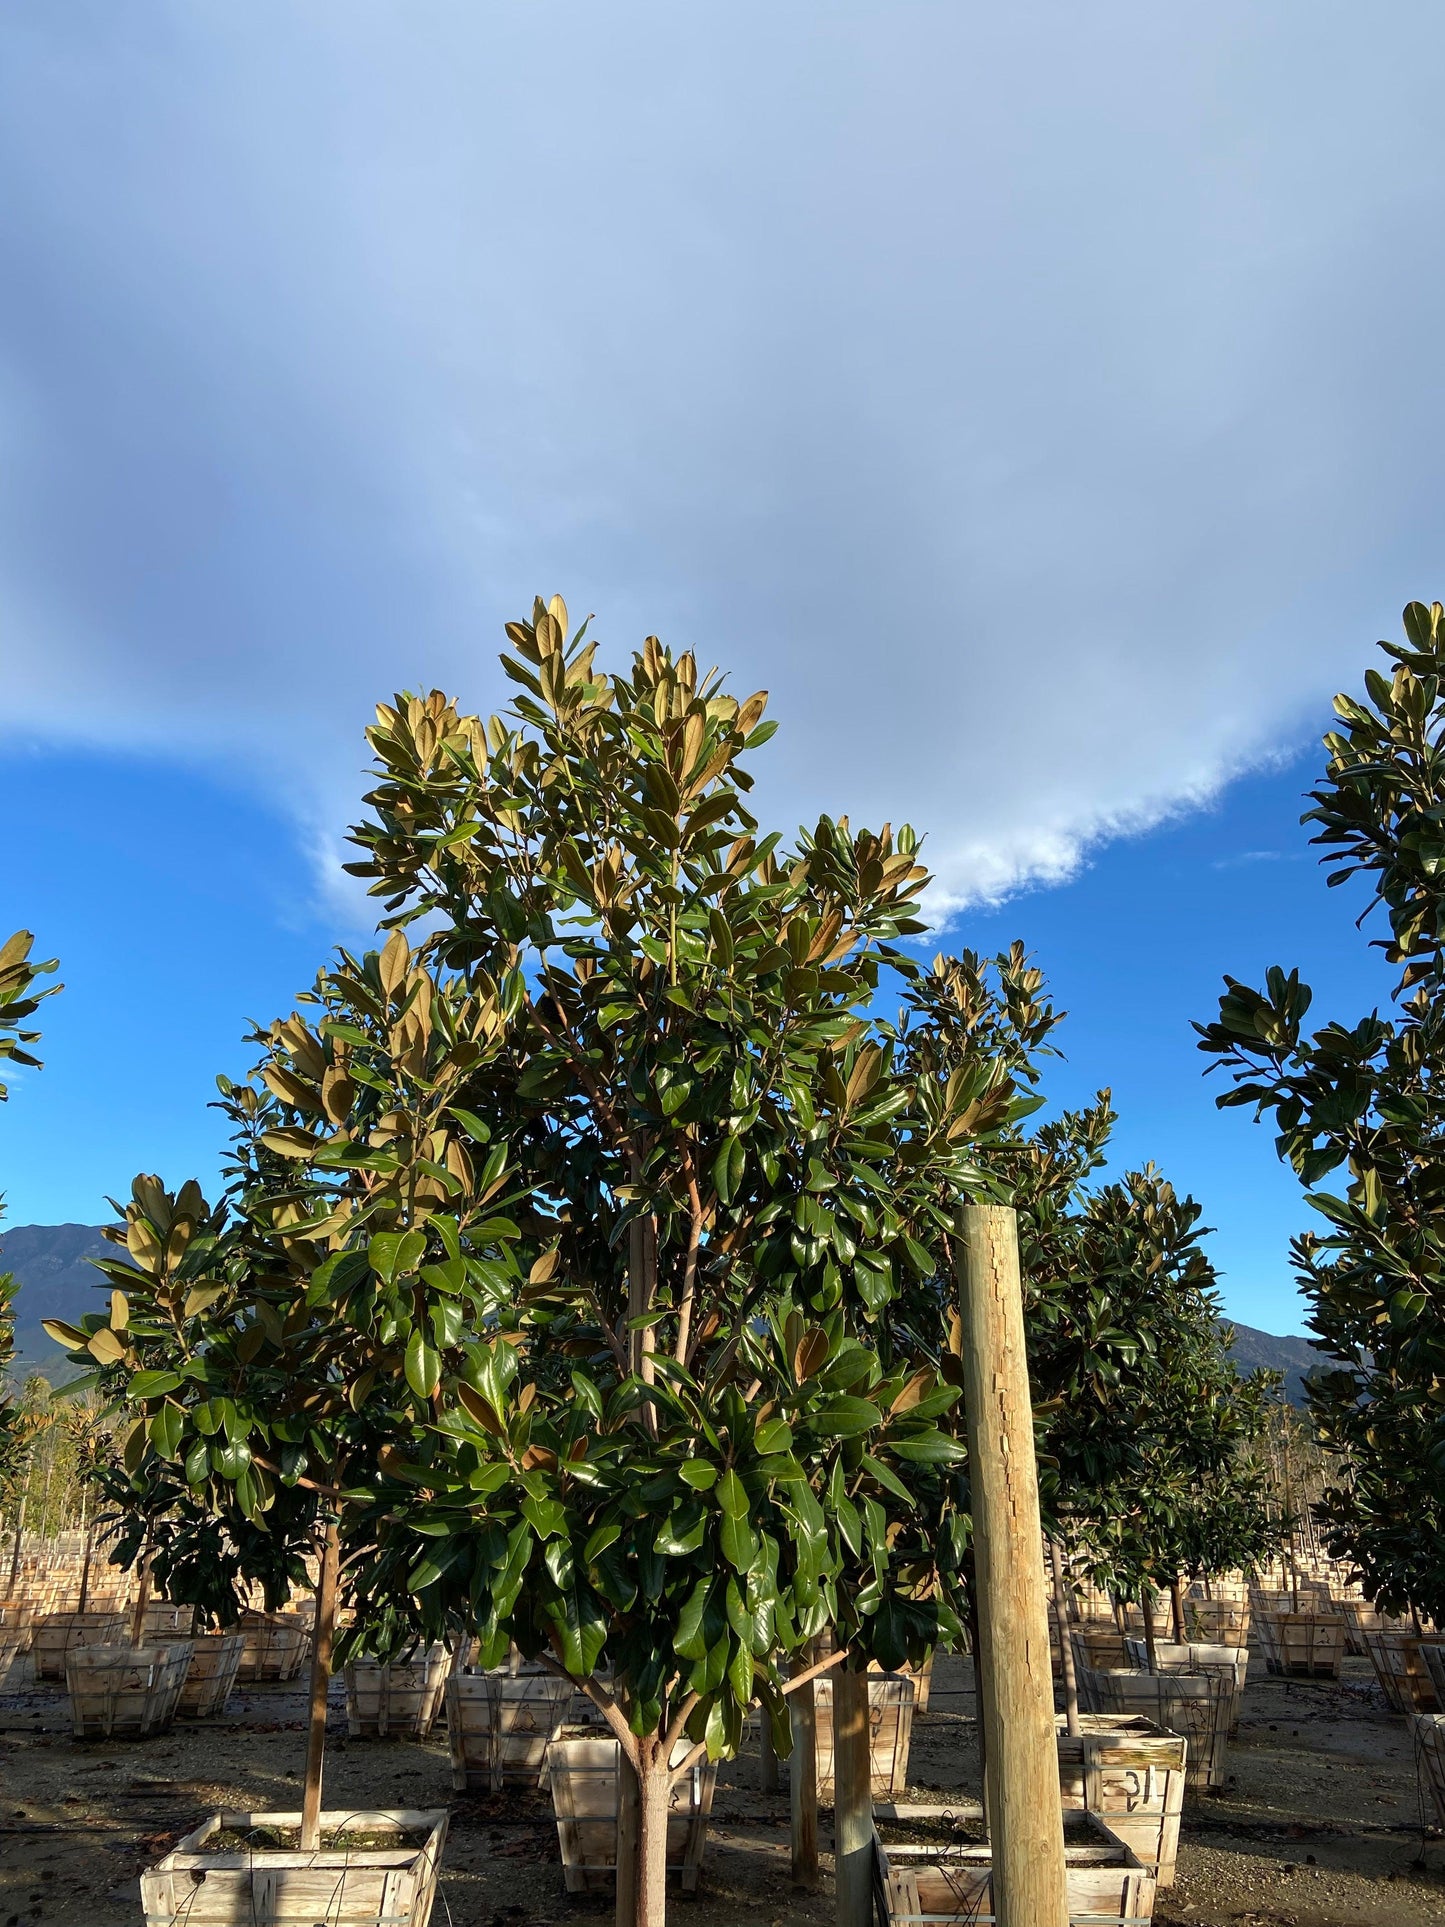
[790,1660,819,1888]
[957,1204,1068,1927]
[833,1665,873,1927]
[1048,1540,1080,1738]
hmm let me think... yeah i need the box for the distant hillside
[1225,1319,1326,1407]
[1,1221,112,1382]
[0,1221,1334,1404]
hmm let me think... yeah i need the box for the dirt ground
[1,1647,1442,1926]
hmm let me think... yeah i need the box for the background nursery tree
[0,931,60,1532]
[340,597,1058,1926]
[47,946,524,1852]
[1198,600,1445,1625]
[1006,1104,1276,1624]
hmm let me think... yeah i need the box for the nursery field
[2,1648,1442,1927]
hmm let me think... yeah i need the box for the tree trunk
[7,1491,25,1591]
[77,1499,92,1614]
[760,1717,780,1793]
[1049,1540,1080,1738]
[1170,1576,1186,1645]
[129,1546,154,1648]
[957,1203,1069,1927]
[833,1665,873,1927]
[790,1661,819,1888]
[633,1752,672,1927]
[299,1519,339,1853]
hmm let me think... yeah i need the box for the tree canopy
[1198,600,1445,1621]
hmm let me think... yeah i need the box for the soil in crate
[209,1822,434,1852]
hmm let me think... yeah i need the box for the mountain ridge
[0,1221,1329,1401]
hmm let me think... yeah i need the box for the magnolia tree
[57,601,1065,1922]
[0,932,61,1525]
[48,949,523,1848]
[1199,602,1445,1623]
[1006,1103,1276,1622]
[332,600,1057,1924]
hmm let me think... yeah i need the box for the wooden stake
[832,1664,872,1927]
[790,1650,819,1888]
[616,1742,640,1927]
[1048,1540,1080,1738]
[957,1204,1068,1927]
[299,1518,339,1853]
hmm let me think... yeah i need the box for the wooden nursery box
[0,1629,23,1686]
[32,1609,126,1680]
[234,1610,310,1682]
[813,1673,916,1799]
[1078,1666,1230,1790]
[873,1810,1157,1926]
[67,1641,192,1739]
[177,1633,246,1718]
[1070,1626,1133,1673]
[870,1650,934,1713]
[1332,1599,1411,1657]
[139,1807,447,1927]
[1255,1612,1344,1680]
[447,1668,573,1790]
[546,1737,716,1895]
[1056,1712,1187,1889]
[345,1646,449,1741]
[0,1599,35,1652]
[1124,1638,1249,1736]
[1419,1641,1445,1706]
[1180,1599,1250,1648]
[1361,1630,1441,1714]
[1413,1714,1445,1829]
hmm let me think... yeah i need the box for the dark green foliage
[1197,601,1445,1620]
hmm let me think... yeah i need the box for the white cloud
[2,1,1442,919]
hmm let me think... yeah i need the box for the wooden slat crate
[870,1651,935,1714]
[1180,1600,1250,1649]
[813,1674,916,1800]
[1361,1630,1441,1714]
[0,1600,35,1653]
[141,1602,194,1639]
[139,1807,447,1927]
[32,1610,126,1680]
[874,1812,1157,1926]
[1078,1666,1231,1790]
[1071,1626,1133,1673]
[1255,1612,1344,1680]
[1124,1639,1249,1737]
[1057,1712,1186,1891]
[0,1629,23,1686]
[67,1642,193,1739]
[234,1610,310,1683]
[1331,1599,1412,1657]
[446,1669,573,1790]
[546,1737,716,1895]
[1413,1714,1445,1829]
[1419,1642,1445,1706]
[177,1633,246,1719]
[345,1647,450,1741]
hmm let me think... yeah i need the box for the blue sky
[1,4,1440,1333]
[0,719,1394,1336]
